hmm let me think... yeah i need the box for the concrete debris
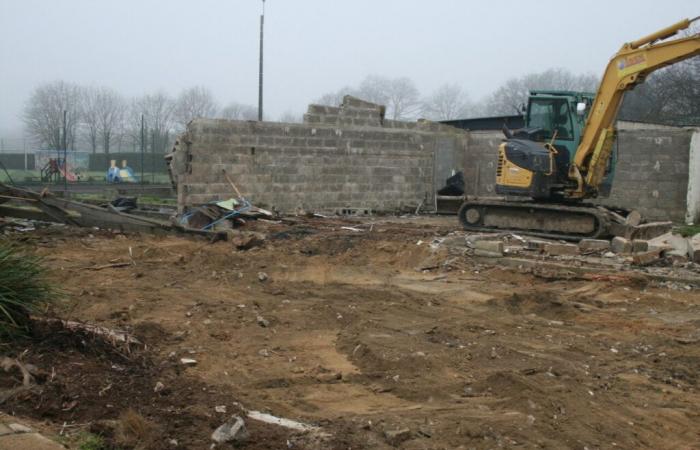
[611,237,632,254]
[179,358,197,366]
[257,272,269,282]
[632,240,649,253]
[632,249,663,266]
[625,210,642,226]
[230,231,266,250]
[688,234,700,263]
[154,381,165,393]
[544,243,579,256]
[579,239,610,252]
[247,410,319,432]
[256,315,270,327]
[211,415,249,444]
[474,240,504,255]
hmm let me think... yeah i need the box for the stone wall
[168,96,468,213]
[460,124,698,223]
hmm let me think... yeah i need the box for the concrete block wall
[168,96,468,213]
[460,124,697,223]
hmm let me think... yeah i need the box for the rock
[578,239,610,252]
[384,428,412,446]
[631,240,649,253]
[258,349,270,357]
[180,358,197,366]
[603,251,616,258]
[154,381,165,393]
[257,272,268,282]
[633,249,662,266]
[215,405,227,413]
[211,415,248,444]
[611,237,632,254]
[474,240,504,255]
[256,315,270,327]
[544,243,579,256]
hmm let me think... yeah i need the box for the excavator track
[457,199,613,241]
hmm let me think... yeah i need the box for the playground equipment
[41,158,77,183]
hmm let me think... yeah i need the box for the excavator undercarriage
[457,199,616,241]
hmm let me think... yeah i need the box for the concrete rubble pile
[431,227,700,277]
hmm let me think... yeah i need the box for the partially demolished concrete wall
[461,124,699,223]
[168,95,697,223]
[168,96,468,213]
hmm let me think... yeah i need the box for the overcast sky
[0,0,697,136]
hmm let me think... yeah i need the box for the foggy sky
[0,0,697,135]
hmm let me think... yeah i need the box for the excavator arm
[568,17,700,198]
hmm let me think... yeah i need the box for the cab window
[527,99,574,141]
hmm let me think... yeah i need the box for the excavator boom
[569,17,700,197]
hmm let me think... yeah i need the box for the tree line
[22,84,260,154]
[22,60,699,154]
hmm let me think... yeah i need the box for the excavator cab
[495,90,603,200]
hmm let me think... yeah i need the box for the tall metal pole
[140,114,145,186]
[62,109,67,192]
[257,0,265,121]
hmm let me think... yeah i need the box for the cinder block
[631,240,649,253]
[611,236,632,254]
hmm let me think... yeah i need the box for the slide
[58,164,77,182]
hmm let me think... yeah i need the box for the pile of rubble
[449,230,700,267]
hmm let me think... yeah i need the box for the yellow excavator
[458,17,700,240]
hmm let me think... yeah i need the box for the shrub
[0,240,54,336]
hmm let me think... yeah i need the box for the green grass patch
[0,240,55,337]
[678,224,700,237]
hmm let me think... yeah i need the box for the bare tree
[357,75,421,120]
[23,80,82,149]
[134,91,175,153]
[481,68,599,116]
[219,102,258,121]
[174,86,218,128]
[421,83,473,120]
[620,56,700,126]
[82,86,125,154]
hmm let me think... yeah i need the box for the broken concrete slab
[610,221,673,241]
[544,243,579,256]
[211,415,248,444]
[474,240,504,255]
[579,239,610,252]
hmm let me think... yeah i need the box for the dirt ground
[2,216,700,449]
